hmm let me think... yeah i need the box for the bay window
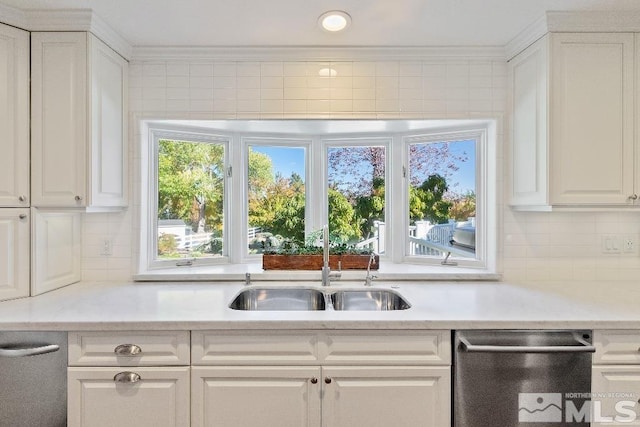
[139,120,494,275]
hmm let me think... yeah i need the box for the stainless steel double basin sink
[229,287,410,311]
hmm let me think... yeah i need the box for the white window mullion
[390,134,406,263]
[310,135,326,234]
[230,132,244,264]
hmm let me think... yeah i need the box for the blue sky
[251,146,306,179]
[251,141,475,194]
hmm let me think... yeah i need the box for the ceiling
[3,0,640,47]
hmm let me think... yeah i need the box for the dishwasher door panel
[454,330,592,427]
[0,331,67,427]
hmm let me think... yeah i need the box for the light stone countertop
[0,280,637,331]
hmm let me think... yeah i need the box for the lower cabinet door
[592,365,640,426]
[321,366,451,427]
[68,367,190,427]
[191,366,322,427]
[0,209,29,302]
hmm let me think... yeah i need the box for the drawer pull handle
[114,344,142,356]
[19,214,27,220]
[324,377,332,384]
[310,377,318,384]
[113,372,141,384]
[18,196,26,202]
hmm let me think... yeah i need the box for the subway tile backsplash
[82,56,640,286]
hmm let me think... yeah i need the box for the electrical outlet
[623,234,637,254]
[101,239,112,256]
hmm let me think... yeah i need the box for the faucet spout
[364,252,378,286]
[321,225,340,286]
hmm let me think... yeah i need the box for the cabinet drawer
[192,330,319,365]
[68,331,190,366]
[68,367,190,427]
[594,330,640,365]
[322,330,451,365]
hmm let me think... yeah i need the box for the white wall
[81,54,640,285]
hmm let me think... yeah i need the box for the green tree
[248,148,275,198]
[328,189,360,243]
[448,191,476,221]
[158,140,224,233]
[353,177,385,239]
[409,174,452,224]
[249,174,306,243]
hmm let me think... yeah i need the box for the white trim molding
[0,3,27,29]
[131,45,506,62]
[0,7,132,60]
[507,10,640,60]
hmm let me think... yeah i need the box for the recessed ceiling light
[318,10,351,33]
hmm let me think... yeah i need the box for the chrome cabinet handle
[629,194,638,201]
[310,377,318,384]
[75,195,82,202]
[114,344,142,356]
[0,344,59,358]
[458,335,595,353]
[19,214,27,220]
[113,372,141,383]
[324,377,332,384]
[18,196,26,202]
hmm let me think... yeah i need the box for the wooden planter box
[262,254,379,271]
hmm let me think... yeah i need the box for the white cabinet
[192,366,322,427]
[68,367,190,427]
[322,366,450,427]
[510,33,636,209]
[31,209,81,296]
[31,32,128,210]
[191,330,451,427]
[67,332,191,427]
[0,208,29,301]
[0,23,29,208]
[592,330,640,426]
[191,365,450,427]
[592,366,640,426]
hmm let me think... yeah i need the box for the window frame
[241,136,312,263]
[322,137,392,256]
[144,125,231,270]
[138,120,496,276]
[401,127,489,268]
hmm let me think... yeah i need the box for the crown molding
[505,15,548,61]
[0,8,132,60]
[506,10,640,60]
[546,10,640,32]
[26,9,132,60]
[131,45,506,62]
[0,3,27,29]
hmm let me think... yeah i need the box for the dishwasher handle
[458,334,596,353]
[0,344,60,358]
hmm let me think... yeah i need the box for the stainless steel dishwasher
[0,331,67,427]
[454,330,594,427]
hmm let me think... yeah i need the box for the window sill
[134,262,501,282]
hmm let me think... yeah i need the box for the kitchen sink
[229,287,410,311]
[331,289,411,311]
[229,287,326,311]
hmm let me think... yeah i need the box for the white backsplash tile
[80,54,640,288]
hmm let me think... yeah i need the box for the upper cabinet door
[88,35,128,208]
[550,33,635,205]
[31,32,88,207]
[0,24,29,208]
